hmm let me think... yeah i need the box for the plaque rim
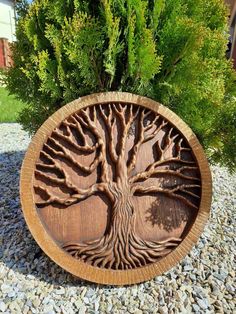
[20,91,212,285]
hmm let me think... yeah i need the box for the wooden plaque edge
[20,92,212,285]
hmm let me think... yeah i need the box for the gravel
[0,123,235,314]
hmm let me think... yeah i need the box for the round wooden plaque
[20,92,212,285]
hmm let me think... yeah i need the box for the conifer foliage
[5,0,236,170]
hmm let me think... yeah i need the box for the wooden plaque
[20,92,212,285]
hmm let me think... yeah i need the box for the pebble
[197,298,209,310]
[226,283,235,294]
[78,305,86,314]
[55,287,65,295]
[94,301,99,311]
[183,265,193,272]
[0,123,235,313]
[159,305,168,314]
[33,299,40,307]
[0,302,7,312]
[192,304,200,312]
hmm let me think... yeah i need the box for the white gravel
[0,123,235,314]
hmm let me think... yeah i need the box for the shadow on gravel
[0,150,104,289]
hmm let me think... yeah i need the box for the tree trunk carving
[34,103,201,270]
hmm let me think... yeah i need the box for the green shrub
[4,0,236,171]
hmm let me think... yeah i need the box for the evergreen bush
[5,0,236,171]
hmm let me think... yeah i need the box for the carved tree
[34,103,201,270]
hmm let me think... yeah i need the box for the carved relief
[34,103,201,270]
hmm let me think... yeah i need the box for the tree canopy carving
[34,102,201,270]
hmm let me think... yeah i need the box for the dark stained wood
[20,92,212,284]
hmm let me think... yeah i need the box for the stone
[183,265,193,272]
[33,299,41,308]
[78,305,87,314]
[192,304,200,312]
[55,287,65,295]
[83,297,89,304]
[74,300,83,309]
[94,301,100,312]
[81,288,87,298]
[225,283,234,294]
[159,306,168,314]
[0,302,7,313]
[197,298,209,310]
[1,283,11,293]
[0,124,235,314]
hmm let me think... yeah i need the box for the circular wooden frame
[20,92,212,285]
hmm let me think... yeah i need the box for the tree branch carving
[34,102,201,270]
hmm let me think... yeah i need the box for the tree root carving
[62,234,181,270]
